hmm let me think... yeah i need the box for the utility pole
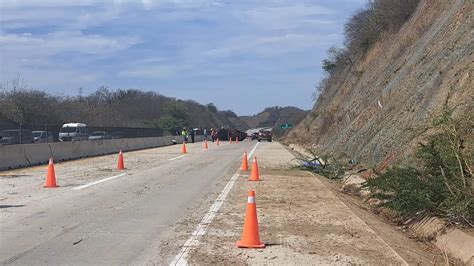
[19,123,22,144]
[274,106,278,127]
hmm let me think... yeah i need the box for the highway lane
[0,140,255,265]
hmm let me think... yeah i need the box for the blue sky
[0,0,365,115]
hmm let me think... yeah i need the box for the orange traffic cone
[237,190,265,248]
[249,156,260,181]
[203,139,208,150]
[117,150,125,170]
[216,138,220,146]
[44,158,58,188]
[181,142,187,154]
[235,137,239,143]
[241,152,249,171]
[229,137,233,144]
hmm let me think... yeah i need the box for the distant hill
[240,106,309,131]
[0,86,310,136]
[0,88,246,133]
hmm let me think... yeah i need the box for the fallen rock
[341,173,369,197]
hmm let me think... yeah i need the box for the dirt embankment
[288,0,473,166]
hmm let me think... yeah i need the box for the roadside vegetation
[295,150,345,180]
[295,108,473,226]
[315,0,420,101]
[364,109,473,226]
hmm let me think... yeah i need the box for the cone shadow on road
[263,243,282,247]
[0,205,25,209]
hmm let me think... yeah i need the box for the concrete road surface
[0,140,442,264]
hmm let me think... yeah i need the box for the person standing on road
[210,128,215,142]
[203,128,208,141]
[213,128,218,142]
[181,127,188,143]
[190,128,195,143]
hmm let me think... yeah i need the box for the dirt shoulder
[314,172,446,264]
[187,142,444,264]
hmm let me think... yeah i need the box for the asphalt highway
[0,141,254,265]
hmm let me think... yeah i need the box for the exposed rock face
[289,0,473,166]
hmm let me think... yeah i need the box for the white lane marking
[169,155,186,161]
[247,141,259,160]
[72,173,127,190]
[170,142,259,266]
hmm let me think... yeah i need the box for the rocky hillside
[288,0,472,166]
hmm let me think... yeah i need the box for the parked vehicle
[32,131,54,143]
[111,131,125,139]
[251,132,259,140]
[215,128,247,141]
[0,129,34,145]
[88,131,113,140]
[59,123,88,141]
[258,130,272,142]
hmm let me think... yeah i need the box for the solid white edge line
[170,142,259,266]
[169,155,186,161]
[247,141,259,159]
[72,173,127,190]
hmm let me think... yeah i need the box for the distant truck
[59,123,88,142]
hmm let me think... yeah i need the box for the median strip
[169,155,186,161]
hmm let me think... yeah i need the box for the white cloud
[0,0,103,9]
[0,31,140,87]
[0,32,140,57]
[119,63,194,78]
[243,4,336,30]
[203,33,340,59]
[0,0,364,114]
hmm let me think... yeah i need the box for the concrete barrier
[23,143,53,166]
[0,135,200,171]
[126,138,145,150]
[0,144,29,170]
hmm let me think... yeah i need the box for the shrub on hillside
[345,8,382,55]
[372,0,421,32]
[363,110,473,226]
[322,47,352,75]
[344,0,420,55]
[316,0,421,102]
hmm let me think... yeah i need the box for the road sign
[280,123,293,129]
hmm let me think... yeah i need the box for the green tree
[158,101,190,134]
